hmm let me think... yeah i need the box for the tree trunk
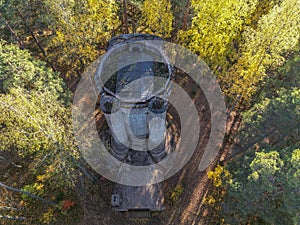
[181,0,191,31]
[123,0,129,33]
[0,13,25,49]
[17,9,56,72]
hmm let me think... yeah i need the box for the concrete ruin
[95,34,174,215]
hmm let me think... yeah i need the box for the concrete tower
[95,34,173,215]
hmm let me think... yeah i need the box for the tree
[260,53,300,100]
[0,39,69,102]
[46,0,121,77]
[233,52,300,153]
[0,39,76,188]
[120,0,144,34]
[0,88,72,155]
[236,88,300,152]
[0,38,107,223]
[0,40,79,223]
[0,87,78,188]
[221,0,300,102]
[206,49,300,224]
[247,0,282,29]
[141,0,173,38]
[0,90,79,224]
[223,147,300,225]
[180,0,300,104]
[180,0,258,71]
[0,0,54,65]
[170,0,190,32]
[1,0,121,77]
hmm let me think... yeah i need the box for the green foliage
[0,87,77,173]
[249,151,284,182]
[21,183,44,201]
[224,147,300,225]
[0,42,76,189]
[1,1,300,224]
[1,0,121,77]
[217,51,300,224]
[261,53,300,100]
[237,88,300,151]
[0,88,78,187]
[0,0,52,46]
[207,49,300,224]
[236,52,300,152]
[0,39,70,102]
[0,90,58,154]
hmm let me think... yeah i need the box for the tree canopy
[0,40,69,100]
[223,147,300,225]
[0,0,299,223]
[206,50,300,225]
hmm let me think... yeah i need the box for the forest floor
[0,74,236,225]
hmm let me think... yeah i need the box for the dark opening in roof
[103,61,170,94]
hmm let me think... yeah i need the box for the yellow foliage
[46,165,55,174]
[46,0,121,76]
[141,0,173,38]
[169,184,184,204]
[249,0,282,29]
[181,0,300,103]
[205,195,216,205]
[207,165,231,187]
[220,0,300,102]
[37,175,46,182]
[36,165,55,183]
[34,182,44,191]
[40,208,57,224]
[180,0,258,70]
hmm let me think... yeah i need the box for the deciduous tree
[221,0,300,102]
[46,0,121,77]
[141,0,173,38]
[180,0,257,71]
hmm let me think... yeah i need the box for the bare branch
[0,182,56,206]
[0,215,25,221]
